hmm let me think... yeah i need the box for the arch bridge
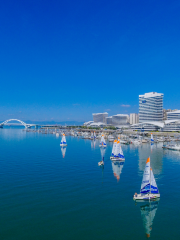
[0,119,38,129]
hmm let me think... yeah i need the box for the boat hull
[133,193,160,201]
[110,156,125,161]
[60,144,67,147]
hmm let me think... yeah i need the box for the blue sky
[0,0,180,122]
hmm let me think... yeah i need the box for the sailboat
[90,132,94,140]
[60,133,67,146]
[61,147,66,158]
[151,133,154,142]
[140,200,159,238]
[99,135,107,148]
[111,141,125,161]
[133,157,160,200]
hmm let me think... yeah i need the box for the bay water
[0,128,180,239]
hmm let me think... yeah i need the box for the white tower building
[139,92,163,123]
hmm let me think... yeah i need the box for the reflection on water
[61,147,66,158]
[100,147,106,161]
[138,143,163,175]
[111,161,124,182]
[163,148,180,164]
[91,140,97,149]
[140,200,159,238]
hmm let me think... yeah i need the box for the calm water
[0,128,180,239]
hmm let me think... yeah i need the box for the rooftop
[139,92,164,98]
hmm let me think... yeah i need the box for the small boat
[60,133,67,146]
[56,133,59,137]
[133,157,160,201]
[162,143,180,151]
[98,160,104,166]
[132,139,142,145]
[108,135,114,142]
[99,135,107,147]
[111,141,125,161]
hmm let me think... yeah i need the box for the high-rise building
[112,114,129,126]
[92,112,108,123]
[167,110,180,120]
[139,92,163,122]
[130,113,139,125]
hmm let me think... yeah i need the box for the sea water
[0,128,180,239]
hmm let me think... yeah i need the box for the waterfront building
[130,113,139,125]
[106,116,112,125]
[112,114,129,127]
[92,112,108,124]
[139,92,164,122]
[167,110,180,120]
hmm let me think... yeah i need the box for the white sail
[116,141,120,157]
[100,135,106,146]
[61,134,67,144]
[94,131,96,138]
[150,168,159,194]
[111,140,117,156]
[114,141,120,157]
[91,132,93,139]
[119,143,125,159]
[140,157,151,194]
[140,201,159,238]
[151,133,154,142]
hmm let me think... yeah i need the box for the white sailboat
[99,135,107,147]
[133,157,160,200]
[151,133,154,142]
[60,133,67,146]
[111,141,125,161]
[94,131,96,139]
[140,200,159,238]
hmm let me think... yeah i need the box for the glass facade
[139,92,163,122]
[167,110,180,120]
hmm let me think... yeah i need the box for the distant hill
[23,120,84,126]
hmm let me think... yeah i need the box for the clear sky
[0,0,180,122]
